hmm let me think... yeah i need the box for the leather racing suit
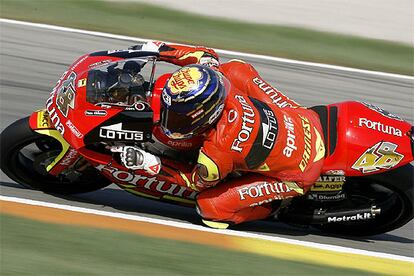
[140,41,325,225]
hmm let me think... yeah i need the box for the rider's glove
[120,146,161,175]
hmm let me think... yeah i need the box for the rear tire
[0,117,111,194]
[313,164,414,236]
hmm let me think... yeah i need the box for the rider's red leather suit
[148,42,325,224]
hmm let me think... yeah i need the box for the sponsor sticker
[311,175,345,192]
[85,110,108,117]
[66,120,83,138]
[358,117,402,137]
[231,95,255,153]
[162,92,171,106]
[88,59,112,69]
[60,148,79,166]
[299,115,312,172]
[56,71,77,118]
[352,141,404,173]
[282,115,296,157]
[77,78,87,88]
[327,212,374,223]
[99,123,144,141]
[252,77,297,108]
[261,109,278,150]
[208,104,224,124]
[167,67,203,94]
[237,181,303,202]
[95,164,197,199]
[125,102,148,111]
[36,110,53,129]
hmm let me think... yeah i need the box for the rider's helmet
[86,59,147,105]
[160,64,229,140]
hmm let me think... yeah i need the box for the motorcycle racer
[119,41,326,228]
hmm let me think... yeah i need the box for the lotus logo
[99,123,144,141]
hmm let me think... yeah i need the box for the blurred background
[1,0,413,74]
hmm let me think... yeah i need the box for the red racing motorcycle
[1,50,413,236]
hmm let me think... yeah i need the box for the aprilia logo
[282,115,297,157]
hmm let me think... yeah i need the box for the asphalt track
[1,21,413,258]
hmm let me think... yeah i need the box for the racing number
[56,72,77,117]
[352,141,404,173]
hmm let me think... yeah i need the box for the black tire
[0,117,111,194]
[314,164,414,236]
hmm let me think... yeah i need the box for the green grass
[1,0,413,75]
[0,214,375,275]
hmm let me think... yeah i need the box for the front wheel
[0,117,111,194]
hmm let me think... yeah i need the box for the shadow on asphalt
[1,181,413,244]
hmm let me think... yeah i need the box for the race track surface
[1,22,413,258]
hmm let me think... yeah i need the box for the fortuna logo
[252,77,296,108]
[99,123,144,141]
[282,115,297,157]
[327,212,373,223]
[238,182,293,200]
[231,95,255,152]
[95,164,197,199]
[358,118,402,137]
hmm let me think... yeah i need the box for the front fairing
[46,53,158,149]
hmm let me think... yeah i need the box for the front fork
[29,109,78,176]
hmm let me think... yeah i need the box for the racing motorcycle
[1,50,413,236]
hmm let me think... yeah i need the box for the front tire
[0,117,111,194]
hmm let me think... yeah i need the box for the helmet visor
[160,104,197,139]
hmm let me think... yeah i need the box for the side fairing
[45,54,124,149]
[322,101,413,176]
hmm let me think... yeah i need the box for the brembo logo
[358,118,402,137]
[231,95,255,152]
[99,123,144,141]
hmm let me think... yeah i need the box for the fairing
[321,101,413,176]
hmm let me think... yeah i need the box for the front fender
[29,110,72,174]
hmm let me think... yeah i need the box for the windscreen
[86,58,155,105]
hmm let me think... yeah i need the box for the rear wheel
[0,117,111,194]
[313,165,413,236]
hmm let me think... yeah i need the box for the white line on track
[1,18,413,81]
[1,195,413,263]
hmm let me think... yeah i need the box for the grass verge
[1,0,413,75]
[0,214,376,275]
